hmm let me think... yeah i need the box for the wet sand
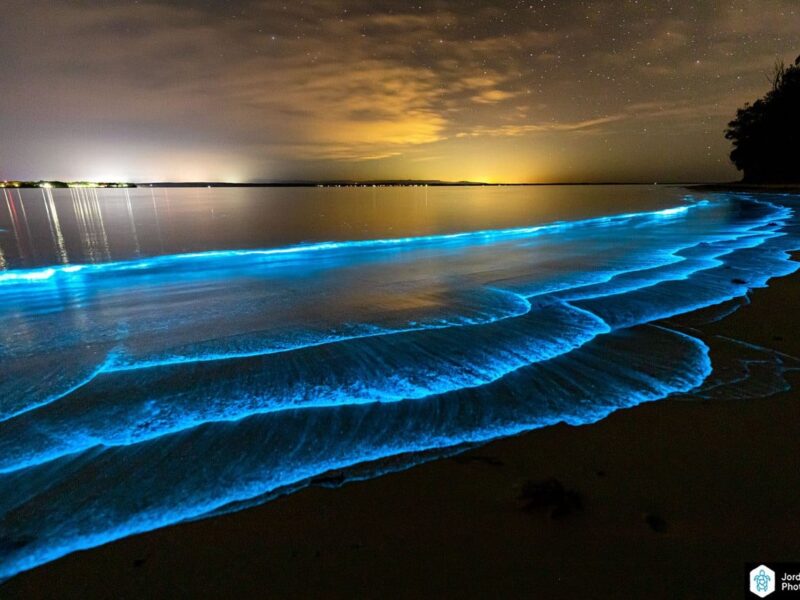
[3,258,800,599]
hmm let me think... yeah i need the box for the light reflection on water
[0,185,690,270]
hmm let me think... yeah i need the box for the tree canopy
[725,55,800,182]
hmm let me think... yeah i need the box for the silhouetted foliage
[725,55,800,182]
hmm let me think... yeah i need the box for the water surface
[2,185,691,269]
[1,185,798,579]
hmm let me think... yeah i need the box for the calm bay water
[2,185,690,269]
[1,185,799,579]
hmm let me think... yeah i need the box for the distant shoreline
[5,180,703,189]
[142,180,693,187]
[6,180,800,193]
[135,181,701,188]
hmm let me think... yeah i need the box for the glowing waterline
[1,225,795,475]
[0,203,693,285]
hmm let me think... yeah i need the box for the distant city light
[1,180,135,189]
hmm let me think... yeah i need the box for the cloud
[456,115,626,138]
[0,1,453,162]
[0,0,798,181]
[471,89,519,104]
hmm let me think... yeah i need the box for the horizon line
[2,178,732,189]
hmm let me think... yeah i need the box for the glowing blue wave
[0,197,760,423]
[0,301,610,473]
[1,193,799,581]
[0,325,712,580]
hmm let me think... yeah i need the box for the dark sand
[3,255,800,599]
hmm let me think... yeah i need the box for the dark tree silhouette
[725,55,800,182]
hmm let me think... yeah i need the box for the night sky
[1,1,798,183]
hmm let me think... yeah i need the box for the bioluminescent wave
[0,192,799,580]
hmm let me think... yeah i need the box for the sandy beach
[3,218,799,599]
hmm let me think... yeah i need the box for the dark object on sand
[725,54,800,183]
[731,278,747,284]
[518,477,583,518]
[644,513,668,533]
